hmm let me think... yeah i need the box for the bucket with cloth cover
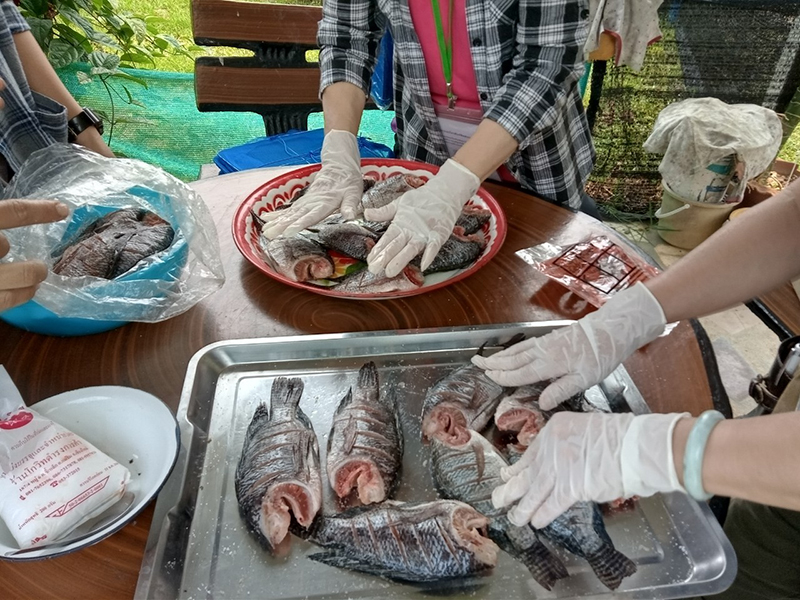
[644,98,782,249]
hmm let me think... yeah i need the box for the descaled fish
[52,209,175,279]
[327,362,403,504]
[235,378,323,551]
[305,500,499,583]
[260,235,335,282]
[431,431,568,591]
[334,264,424,293]
[361,174,426,211]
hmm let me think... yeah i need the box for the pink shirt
[408,0,482,110]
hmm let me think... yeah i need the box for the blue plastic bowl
[0,189,189,337]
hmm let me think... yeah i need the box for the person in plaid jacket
[263,0,596,280]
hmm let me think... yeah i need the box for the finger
[492,473,532,510]
[477,336,544,362]
[384,242,423,278]
[0,233,9,259]
[483,362,560,387]
[282,207,330,237]
[263,208,314,239]
[539,375,587,411]
[530,494,570,530]
[339,188,363,221]
[364,201,398,223]
[507,473,556,528]
[500,437,542,482]
[257,209,291,224]
[419,240,443,273]
[476,349,550,372]
[367,227,406,274]
[0,286,38,312]
[0,260,48,289]
[0,200,69,229]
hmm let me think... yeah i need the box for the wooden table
[0,167,727,599]
[749,283,800,339]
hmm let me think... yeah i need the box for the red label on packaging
[0,410,34,430]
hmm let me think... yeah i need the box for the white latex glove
[364,159,480,278]
[493,411,688,529]
[262,130,363,239]
[471,282,667,409]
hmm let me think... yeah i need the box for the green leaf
[88,50,120,71]
[60,7,95,38]
[110,70,148,88]
[76,70,93,84]
[121,85,146,108]
[20,0,49,16]
[48,38,82,69]
[121,15,147,39]
[26,17,53,48]
[119,52,153,65]
[87,30,122,51]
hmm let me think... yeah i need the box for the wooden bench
[191,0,323,136]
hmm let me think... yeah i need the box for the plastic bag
[0,366,130,549]
[517,236,660,307]
[1,144,225,322]
[643,98,782,203]
[370,27,394,111]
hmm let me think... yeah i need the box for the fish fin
[516,539,569,591]
[270,377,304,417]
[308,551,438,583]
[334,387,355,416]
[343,414,358,455]
[357,361,379,390]
[295,406,315,432]
[473,442,485,483]
[585,545,637,591]
[249,208,266,234]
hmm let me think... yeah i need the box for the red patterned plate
[232,159,507,300]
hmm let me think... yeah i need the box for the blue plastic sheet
[370,28,394,111]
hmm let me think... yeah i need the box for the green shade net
[59,63,396,182]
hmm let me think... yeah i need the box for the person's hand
[262,130,363,239]
[492,411,687,529]
[0,200,69,311]
[471,282,667,409]
[364,159,479,277]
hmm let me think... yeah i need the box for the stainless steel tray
[135,323,736,600]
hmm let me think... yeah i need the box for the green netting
[58,63,395,182]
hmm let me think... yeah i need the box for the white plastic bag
[0,367,130,549]
[644,98,782,202]
[1,144,225,322]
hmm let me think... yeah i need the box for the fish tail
[357,361,379,390]
[270,377,304,418]
[518,541,569,591]
[586,545,637,591]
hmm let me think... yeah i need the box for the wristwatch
[67,108,104,142]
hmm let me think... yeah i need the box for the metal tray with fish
[135,322,736,600]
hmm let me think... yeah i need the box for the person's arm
[453,120,519,182]
[321,82,366,136]
[12,30,113,157]
[647,181,800,321]
[673,412,800,511]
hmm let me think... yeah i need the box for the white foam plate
[0,386,179,561]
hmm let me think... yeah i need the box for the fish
[417,226,486,275]
[430,431,569,590]
[334,264,424,293]
[326,362,403,504]
[52,209,174,279]
[234,377,323,551]
[304,500,499,583]
[259,234,335,282]
[421,341,517,446]
[361,174,427,211]
[494,384,549,447]
[314,221,384,262]
[455,205,492,235]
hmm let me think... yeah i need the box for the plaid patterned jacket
[318,0,595,209]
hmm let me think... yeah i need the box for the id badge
[434,105,502,182]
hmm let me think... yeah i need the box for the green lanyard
[430,0,457,109]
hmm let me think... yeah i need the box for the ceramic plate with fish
[232,159,507,300]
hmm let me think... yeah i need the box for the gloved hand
[364,159,480,278]
[471,282,667,409]
[493,411,688,529]
[262,130,363,239]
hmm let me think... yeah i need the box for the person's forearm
[672,412,800,510]
[453,119,518,182]
[13,30,113,157]
[321,82,366,136]
[646,181,800,322]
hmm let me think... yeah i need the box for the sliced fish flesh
[431,431,568,590]
[259,235,335,282]
[235,377,323,551]
[327,362,403,504]
[334,264,424,294]
[305,500,499,583]
[361,174,426,211]
[494,384,549,447]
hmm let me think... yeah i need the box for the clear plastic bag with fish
[516,236,660,308]
[0,144,225,322]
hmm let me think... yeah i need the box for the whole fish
[418,226,486,275]
[455,205,492,235]
[259,235,335,282]
[361,174,426,211]
[494,384,549,447]
[52,209,174,279]
[305,500,499,583]
[327,362,403,504]
[234,377,323,551]
[431,431,569,591]
[334,264,424,293]
[421,346,513,445]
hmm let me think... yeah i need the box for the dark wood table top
[0,167,724,599]
[750,282,800,339]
